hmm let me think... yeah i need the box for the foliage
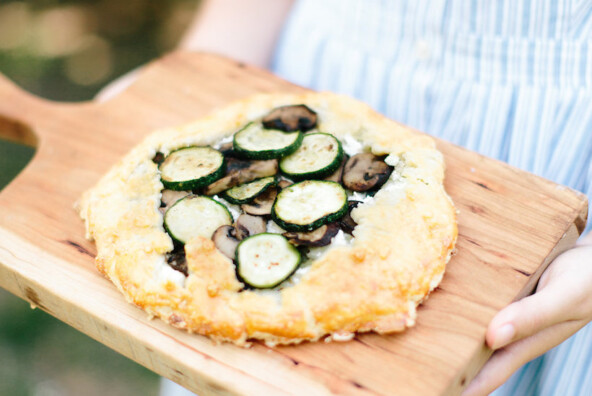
[0,0,197,101]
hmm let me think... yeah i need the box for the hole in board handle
[0,116,37,190]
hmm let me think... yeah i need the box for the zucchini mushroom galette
[77,93,457,346]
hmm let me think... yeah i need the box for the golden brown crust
[77,92,458,346]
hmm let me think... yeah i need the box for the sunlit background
[0,0,197,100]
[0,1,199,395]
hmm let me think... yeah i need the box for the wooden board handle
[0,73,75,149]
[0,73,43,129]
[0,72,95,146]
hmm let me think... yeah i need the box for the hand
[463,234,592,396]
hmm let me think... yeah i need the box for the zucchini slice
[236,233,301,288]
[160,146,225,191]
[164,195,232,244]
[271,180,348,231]
[279,133,343,180]
[233,123,303,160]
[222,176,277,204]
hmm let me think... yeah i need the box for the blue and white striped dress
[273,1,592,394]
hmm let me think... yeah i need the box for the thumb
[486,282,569,350]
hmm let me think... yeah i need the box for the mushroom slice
[283,223,340,247]
[225,157,253,172]
[204,159,278,195]
[262,104,318,132]
[342,153,393,191]
[339,201,361,235]
[235,214,267,240]
[241,187,278,216]
[160,189,191,214]
[217,142,236,157]
[324,154,348,183]
[212,225,240,260]
[152,152,165,165]
[277,180,293,189]
[166,246,188,276]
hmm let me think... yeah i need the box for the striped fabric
[272,1,592,394]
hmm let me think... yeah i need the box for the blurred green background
[0,1,199,395]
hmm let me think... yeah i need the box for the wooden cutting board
[0,52,587,396]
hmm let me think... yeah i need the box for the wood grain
[0,52,587,396]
